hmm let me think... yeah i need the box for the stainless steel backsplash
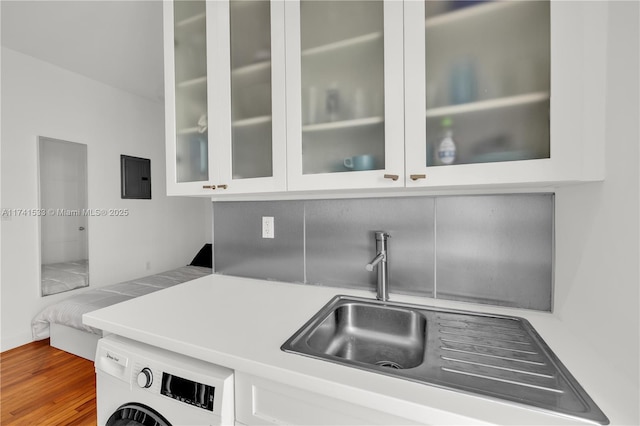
[213,194,553,311]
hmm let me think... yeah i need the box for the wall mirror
[38,137,89,296]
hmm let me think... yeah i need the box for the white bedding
[41,259,89,296]
[32,265,212,340]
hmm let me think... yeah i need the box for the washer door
[106,403,172,426]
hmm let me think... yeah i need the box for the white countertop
[84,274,636,425]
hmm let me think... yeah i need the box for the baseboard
[0,331,34,353]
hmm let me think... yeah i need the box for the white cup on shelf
[352,88,369,119]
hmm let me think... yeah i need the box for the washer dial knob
[137,367,153,388]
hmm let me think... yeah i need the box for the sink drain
[375,360,403,369]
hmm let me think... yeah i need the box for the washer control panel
[160,372,215,411]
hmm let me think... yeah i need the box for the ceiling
[1,0,165,102]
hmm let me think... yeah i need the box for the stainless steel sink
[306,303,426,369]
[282,295,609,425]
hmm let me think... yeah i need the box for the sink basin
[282,295,609,425]
[306,303,426,369]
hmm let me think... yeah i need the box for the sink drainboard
[282,295,609,425]
[427,312,586,413]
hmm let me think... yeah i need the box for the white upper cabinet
[164,0,211,195]
[164,0,607,197]
[404,0,607,188]
[284,0,405,191]
[164,0,286,196]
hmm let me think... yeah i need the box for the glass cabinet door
[424,1,550,168]
[172,0,210,183]
[285,0,404,190]
[286,0,404,190]
[299,0,385,175]
[229,0,274,180]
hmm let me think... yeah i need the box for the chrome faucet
[365,231,390,301]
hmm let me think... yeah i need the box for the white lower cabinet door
[235,373,419,425]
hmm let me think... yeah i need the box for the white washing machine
[95,334,234,426]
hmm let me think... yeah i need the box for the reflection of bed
[41,259,89,296]
[32,245,213,360]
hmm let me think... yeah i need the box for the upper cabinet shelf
[175,11,206,28]
[177,75,207,89]
[426,92,549,118]
[425,1,520,29]
[177,127,201,136]
[302,116,384,133]
[232,60,271,77]
[301,32,382,57]
[232,115,272,128]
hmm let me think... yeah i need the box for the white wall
[554,0,639,412]
[0,5,3,355]
[0,47,211,351]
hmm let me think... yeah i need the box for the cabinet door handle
[383,174,399,181]
[410,174,426,181]
[202,185,216,190]
[217,184,228,190]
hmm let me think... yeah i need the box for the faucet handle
[366,252,385,271]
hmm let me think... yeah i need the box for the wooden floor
[1,339,97,425]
